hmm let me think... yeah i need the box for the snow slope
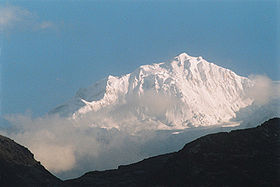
[50,53,253,130]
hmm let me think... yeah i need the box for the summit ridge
[50,53,253,131]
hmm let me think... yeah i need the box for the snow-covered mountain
[50,53,253,130]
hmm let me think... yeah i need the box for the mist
[0,91,183,179]
[1,75,279,179]
[246,75,280,105]
[2,112,239,179]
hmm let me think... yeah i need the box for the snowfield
[50,53,254,131]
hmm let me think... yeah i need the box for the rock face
[50,53,253,130]
[0,134,62,186]
[64,118,280,187]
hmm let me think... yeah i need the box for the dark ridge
[64,118,280,187]
[0,118,279,186]
[0,134,62,186]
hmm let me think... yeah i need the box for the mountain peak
[50,52,253,130]
[177,52,191,59]
[176,52,193,63]
[175,52,204,62]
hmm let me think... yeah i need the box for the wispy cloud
[0,6,30,29]
[0,5,54,32]
[39,21,54,29]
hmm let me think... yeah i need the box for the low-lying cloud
[2,112,231,179]
[1,91,181,179]
[231,75,280,127]
[1,76,279,179]
[246,75,280,105]
[1,113,157,178]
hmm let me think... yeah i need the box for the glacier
[50,53,254,131]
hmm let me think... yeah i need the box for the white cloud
[0,6,29,29]
[230,75,280,127]
[247,75,280,105]
[32,143,75,173]
[0,5,54,31]
[1,79,279,179]
[0,66,167,175]
[0,92,191,179]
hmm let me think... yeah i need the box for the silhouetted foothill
[0,118,279,186]
[64,118,280,187]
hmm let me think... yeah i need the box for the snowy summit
[50,53,253,131]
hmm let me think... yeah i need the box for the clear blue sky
[0,1,279,116]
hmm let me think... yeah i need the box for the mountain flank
[64,118,280,186]
[50,53,253,130]
[0,134,62,186]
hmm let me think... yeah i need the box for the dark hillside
[65,118,280,187]
[1,118,279,186]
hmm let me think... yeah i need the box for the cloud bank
[1,75,279,179]
[3,112,231,179]
[2,113,155,178]
[0,91,192,179]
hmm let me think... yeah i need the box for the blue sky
[0,1,279,116]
